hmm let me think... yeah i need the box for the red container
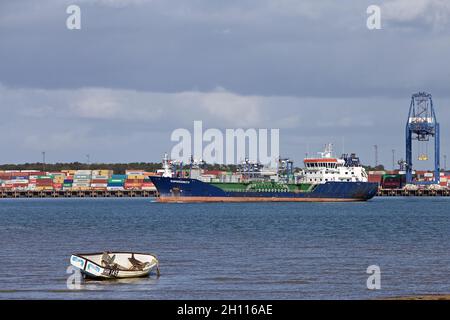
[91,179,108,184]
[124,182,143,190]
[22,171,46,176]
[125,179,144,183]
[36,181,53,186]
[123,182,142,188]
[10,172,30,177]
[368,174,383,183]
[142,182,155,187]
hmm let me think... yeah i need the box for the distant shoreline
[385,294,450,300]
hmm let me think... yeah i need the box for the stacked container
[34,175,54,191]
[50,172,66,190]
[107,174,126,190]
[2,168,164,192]
[439,173,450,187]
[125,171,146,190]
[368,172,383,184]
[142,177,156,191]
[91,175,109,190]
[72,170,92,190]
[63,177,73,190]
[92,170,113,177]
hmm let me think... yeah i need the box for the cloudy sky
[1,0,449,169]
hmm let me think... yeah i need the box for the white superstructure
[158,153,174,177]
[297,144,368,184]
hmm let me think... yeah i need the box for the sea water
[0,197,449,299]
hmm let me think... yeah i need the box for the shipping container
[75,170,92,174]
[125,170,145,174]
[112,174,127,179]
[71,186,91,191]
[91,175,109,180]
[74,176,91,180]
[91,183,108,188]
[368,174,383,184]
[107,186,125,191]
[92,170,112,177]
[125,179,144,183]
[381,174,406,189]
[127,174,146,180]
[108,179,125,184]
[35,186,54,191]
[368,171,386,175]
[91,179,108,183]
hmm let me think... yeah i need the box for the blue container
[112,174,127,179]
[107,183,124,187]
[12,176,28,180]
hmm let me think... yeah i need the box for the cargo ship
[150,145,378,203]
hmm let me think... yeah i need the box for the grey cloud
[0,1,449,167]
[1,0,450,97]
[382,0,450,30]
[1,84,449,168]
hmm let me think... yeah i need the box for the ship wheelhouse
[304,158,340,170]
[298,145,368,184]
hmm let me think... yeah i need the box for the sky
[0,0,449,169]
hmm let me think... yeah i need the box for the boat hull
[150,177,378,203]
[158,196,363,203]
[70,252,160,280]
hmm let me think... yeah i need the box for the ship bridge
[299,144,368,183]
[303,158,340,169]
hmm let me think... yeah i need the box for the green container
[108,179,125,183]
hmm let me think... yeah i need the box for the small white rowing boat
[70,252,160,279]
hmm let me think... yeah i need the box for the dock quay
[377,188,450,197]
[0,189,157,198]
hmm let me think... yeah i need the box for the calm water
[0,197,449,299]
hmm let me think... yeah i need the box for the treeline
[0,162,385,174]
[0,162,161,174]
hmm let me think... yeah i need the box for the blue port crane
[405,92,440,184]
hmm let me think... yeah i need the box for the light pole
[42,151,46,172]
[392,149,396,171]
[374,145,378,168]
